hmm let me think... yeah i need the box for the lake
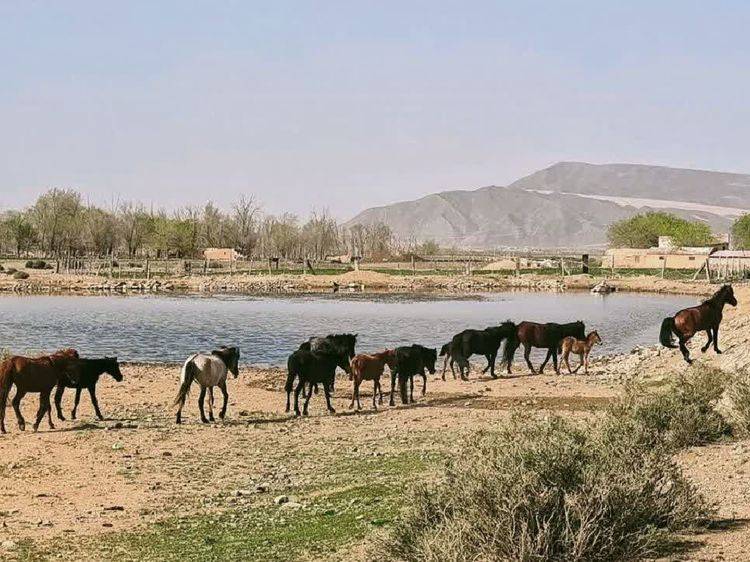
[0,292,695,365]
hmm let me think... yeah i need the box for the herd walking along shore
[1,275,750,561]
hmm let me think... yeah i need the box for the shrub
[0,264,4,272]
[607,212,715,248]
[5,268,17,275]
[725,370,750,436]
[607,367,729,450]
[12,271,30,280]
[25,259,47,269]
[379,415,712,562]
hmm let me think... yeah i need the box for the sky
[1,1,749,219]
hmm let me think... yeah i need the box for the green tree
[732,214,750,249]
[0,211,36,256]
[607,212,715,248]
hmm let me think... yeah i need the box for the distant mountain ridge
[346,162,750,249]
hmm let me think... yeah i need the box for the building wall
[604,249,707,270]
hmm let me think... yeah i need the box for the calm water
[0,292,695,365]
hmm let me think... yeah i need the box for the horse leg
[409,375,415,403]
[323,381,336,414]
[54,384,66,421]
[713,326,722,354]
[489,352,498,379]
[294,381,304,417]
[373,379,379,409]
[551,349,560,375]
[678,338,692,364]
[89,385,104,420]
[451,358,457,379]
[573,353,583,374]
[523,344,536,375]
[356,378,362,410]
[198,387,209,423]
[441,356,449,381]
[0,384,8,434]
[701,330,713,353]
[482,356,490,374]
[539,349,552,374]
[349,377,357,409]
[583,352,589,375]
[71,387,82,420]
[34,391,52,432]
[389,370,397,407]
[207,387,215,422]
[421,372,427,396]
[219,380,229,419]
[12,390,26,431]
[302,381,313,416]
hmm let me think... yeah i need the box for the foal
[55,357,123,421]
[559,331,602,375]
[174,346,240,424]
[349,350,396,410]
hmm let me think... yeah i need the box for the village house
[203,248,244,262]
[603,236,727,270]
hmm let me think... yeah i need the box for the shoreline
[0,269,719,298]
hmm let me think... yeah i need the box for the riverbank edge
[0,270,720,298]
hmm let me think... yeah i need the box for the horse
[348,350,397,410]
[0,348,80,433]
[174,346,240,424]
[285,346,350,416]
[445,322,517,380]
[660,284,738,364]
[439,343,456,380]
[389,345,437,406]
[298,333,357,393]
[559,331,602,375]
[506,321,586,375]
[54,357,124,421]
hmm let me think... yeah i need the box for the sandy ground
[0,280,749,560]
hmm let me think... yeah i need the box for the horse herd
[0,284,738,432]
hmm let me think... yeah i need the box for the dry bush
[725,369,750,437]
[378,415,711,562]
[607,367,729,450]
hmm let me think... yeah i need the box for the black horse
[54,357,123,421]
[285,346,350,416]
[389,345,437,406]
[445,322,517,380]
[439,342,456,380]
[506,321,586,375]
[298,333,357,393]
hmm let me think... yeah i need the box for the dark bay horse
[445,322,517,380]
[285,346,350,416]
[660,284,738,364]
[506,321,586,375]
[298,333,357,393]
[54,357,124,421]
[349,349,397,410]
[0,348,79,433]
[389,345,437,406]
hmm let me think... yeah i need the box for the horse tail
[660,317,678,348]
[502,331,518,366]
[174,355,198,407]
[285,355,299,394]
[0,357,16,404]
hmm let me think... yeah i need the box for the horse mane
[703,284,732,305]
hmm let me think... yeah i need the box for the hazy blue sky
[2,1,749,218]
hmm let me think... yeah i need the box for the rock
[274,495,290,505]
[255,483,270,493]
[1,540,16,550]
[281,502,303,510]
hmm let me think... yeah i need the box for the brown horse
[0,348,79,433]
[559,331,602,374]
[506,321,586,375]
[660,284,738,364]
[349,350,397,410]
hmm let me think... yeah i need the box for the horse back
[674,303,718,334]
[1,355,61,392]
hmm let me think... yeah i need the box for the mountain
[346,162,749,249]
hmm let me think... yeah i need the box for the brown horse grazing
[0,349,79,434]
[348,350,397,410]
[660,284,738,364]
[506,321,586,375]
[559,331,602,374]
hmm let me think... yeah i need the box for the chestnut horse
[349,350,396,410]
[0,348,79,433]
[559,331,602,374]
[506,321,586,375]
[660,284,737,364]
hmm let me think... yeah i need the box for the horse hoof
[716,349,723,354]
[329,409,337,414]
[201,418,209,424]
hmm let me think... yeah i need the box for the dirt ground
[0,281,749,560]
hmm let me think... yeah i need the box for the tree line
[0,188,408,260]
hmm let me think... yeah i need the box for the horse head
[104,357,124,382]
[215,346,240,378]
[723,284,738,307]
[589,331,602,346]
[439,343,450,357]
[422,346,437,375]
[571,321,586,340]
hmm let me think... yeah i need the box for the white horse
[174,346,240,424]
